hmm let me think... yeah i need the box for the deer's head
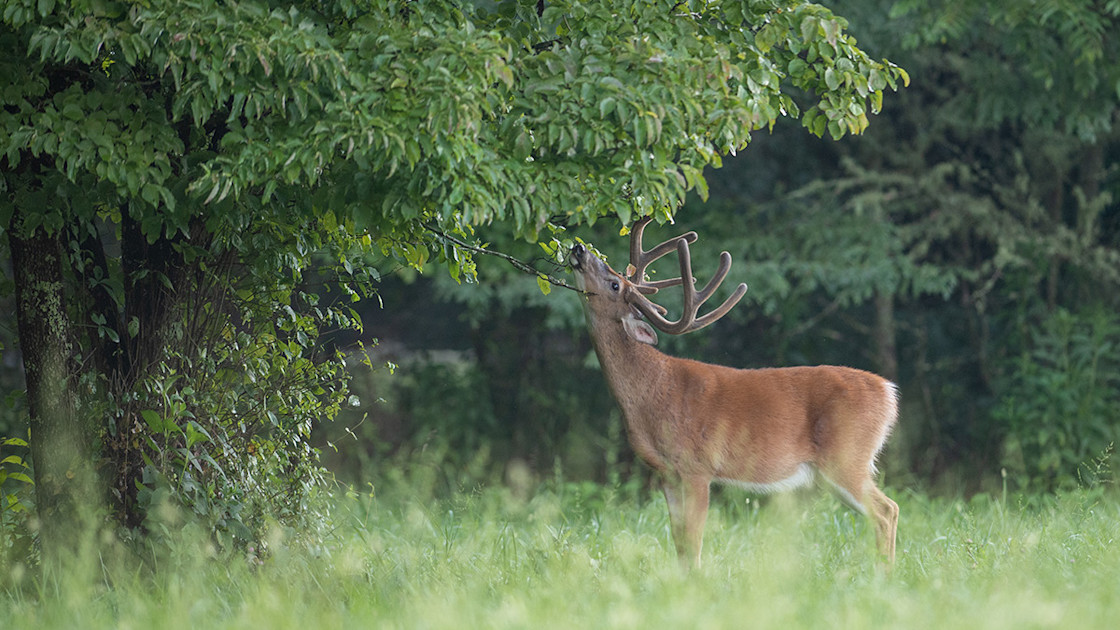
[570,217,748,346]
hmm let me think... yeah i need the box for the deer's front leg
[661,474,711,570]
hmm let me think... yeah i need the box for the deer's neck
[588,319,674,425]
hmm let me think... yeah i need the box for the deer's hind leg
[864,483,898,562]
[818,467,898,564]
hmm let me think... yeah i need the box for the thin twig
[425,226,586,294]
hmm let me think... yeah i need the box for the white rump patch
[716,463,815,495]
[868,381,901,476]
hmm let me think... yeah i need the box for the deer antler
[626,216,697,291]
[628,216,748,334]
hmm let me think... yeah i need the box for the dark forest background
[318,0,1120,496]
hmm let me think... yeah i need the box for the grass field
[2,468,1118,629]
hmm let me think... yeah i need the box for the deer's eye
[610,280,620,292]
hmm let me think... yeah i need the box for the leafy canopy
[3,0,906,250]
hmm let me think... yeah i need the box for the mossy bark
[8,212,101,568]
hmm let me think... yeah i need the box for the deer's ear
[622,314,658,346]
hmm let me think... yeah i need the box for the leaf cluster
[92,219,375,548]
[3,0,907,247]
[889,0,1120,139]
[0,432,34,573]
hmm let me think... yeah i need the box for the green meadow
[4,469,1117,630]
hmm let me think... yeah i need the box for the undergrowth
[1,462,1118,629]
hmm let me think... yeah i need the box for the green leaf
[616,204,632,226]
[868,69,887,92]
[536,274,552,295]
[800,16,818,42]
[822,19,840,47]
[788,57,808,78]
[184,421,211,447]
[870,90,884,114]
[62,102,82,120]
[811,112,827,137]
[824,67,840,90]
[599,96,616,119]
[101,325,120,343]
[514,130,532,160]
[755,23,780,53]
[141,409,166,432]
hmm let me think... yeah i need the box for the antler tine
[628,216,697,288]
[631,238,749,334]
[691,250,749,331]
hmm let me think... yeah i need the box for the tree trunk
[1043,172,1064,311]
[8,212,101,567]
[873,289,899,382]
[121,213,184,386]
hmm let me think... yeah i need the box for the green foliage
[0,434,33,509]
[721,160,966,315]
[2,0,906,243]
[0,432,35,572]
[994,308,1120,492]
[361,302,619,479]
[397,360,499,456]
[101,220,375,547]
[888,0,1120,139]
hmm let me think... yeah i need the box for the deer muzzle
[569,243,588,271]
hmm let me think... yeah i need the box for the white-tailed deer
[570,217,899,570]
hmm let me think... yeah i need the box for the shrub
[995,308,1120,491]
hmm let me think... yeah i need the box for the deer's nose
[569,243,586,269]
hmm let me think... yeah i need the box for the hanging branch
[424,225,585,293]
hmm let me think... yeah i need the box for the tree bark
[1043,171,1064,312]
[8,210,101,567]
[873,289,899,382]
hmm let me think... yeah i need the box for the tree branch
[424,226,585,294]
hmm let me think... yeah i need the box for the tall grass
[2,466,1118,629]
